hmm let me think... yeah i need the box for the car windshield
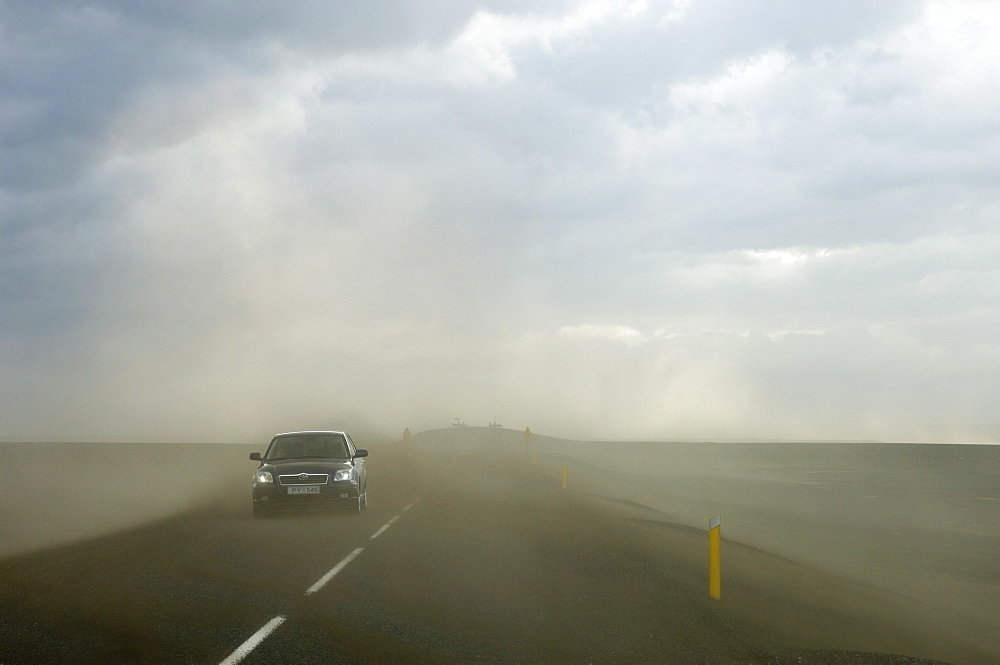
[265,434,349,460]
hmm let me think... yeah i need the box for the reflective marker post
[709,515,721,600]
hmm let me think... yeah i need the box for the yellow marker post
[531,451,537,466]
[561,464,568,489]
[709,515,721,600]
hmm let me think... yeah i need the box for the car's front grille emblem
[277,473,329,485]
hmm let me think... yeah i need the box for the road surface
[0,437,985,664]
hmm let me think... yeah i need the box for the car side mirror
[249,452,262,461]
[354,449,368,458]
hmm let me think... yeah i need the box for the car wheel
[252,502,270,519]
[360,491,368,511]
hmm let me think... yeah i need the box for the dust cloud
[411,428,1000,663]
[1,426,997,663]
[0,442,255,558]
[0,424,394,558]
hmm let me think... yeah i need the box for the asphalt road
[0,438,984,664]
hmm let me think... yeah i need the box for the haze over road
[1,430,995,664]
[5,4,998,660]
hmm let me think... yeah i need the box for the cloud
[670,247,843,285]
[559,324,649,346]
[2,1,999,442]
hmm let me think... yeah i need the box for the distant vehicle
[249,431,368,518]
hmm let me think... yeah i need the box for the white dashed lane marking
[369,515,400,540]
[218,615,286,665]
[218,496,420,664]
[305,547,365,596]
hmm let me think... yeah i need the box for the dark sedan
[249,431,368,518]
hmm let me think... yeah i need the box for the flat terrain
[0,433,995,664]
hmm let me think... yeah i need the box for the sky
[2,0,999,443]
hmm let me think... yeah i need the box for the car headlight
[333,469,353,482]
[256,471,273,484]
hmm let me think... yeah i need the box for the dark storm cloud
[0,0,499,195]
[1,4,197,191]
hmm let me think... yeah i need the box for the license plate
[288,486,320,495]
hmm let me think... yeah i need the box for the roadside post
[709,515,721,600]
[561,464,568,489]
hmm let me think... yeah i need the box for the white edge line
[219,615,286,665]
[403,501,415,512]
[305,547,364,595]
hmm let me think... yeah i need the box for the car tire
[252,502,271,519]
[360,491,368,511]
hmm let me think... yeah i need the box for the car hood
[259,458,354,475]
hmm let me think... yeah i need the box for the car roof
[273,430,348,437]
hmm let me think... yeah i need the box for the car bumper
[253,483,360,509]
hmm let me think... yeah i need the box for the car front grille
[278,473,329,485]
